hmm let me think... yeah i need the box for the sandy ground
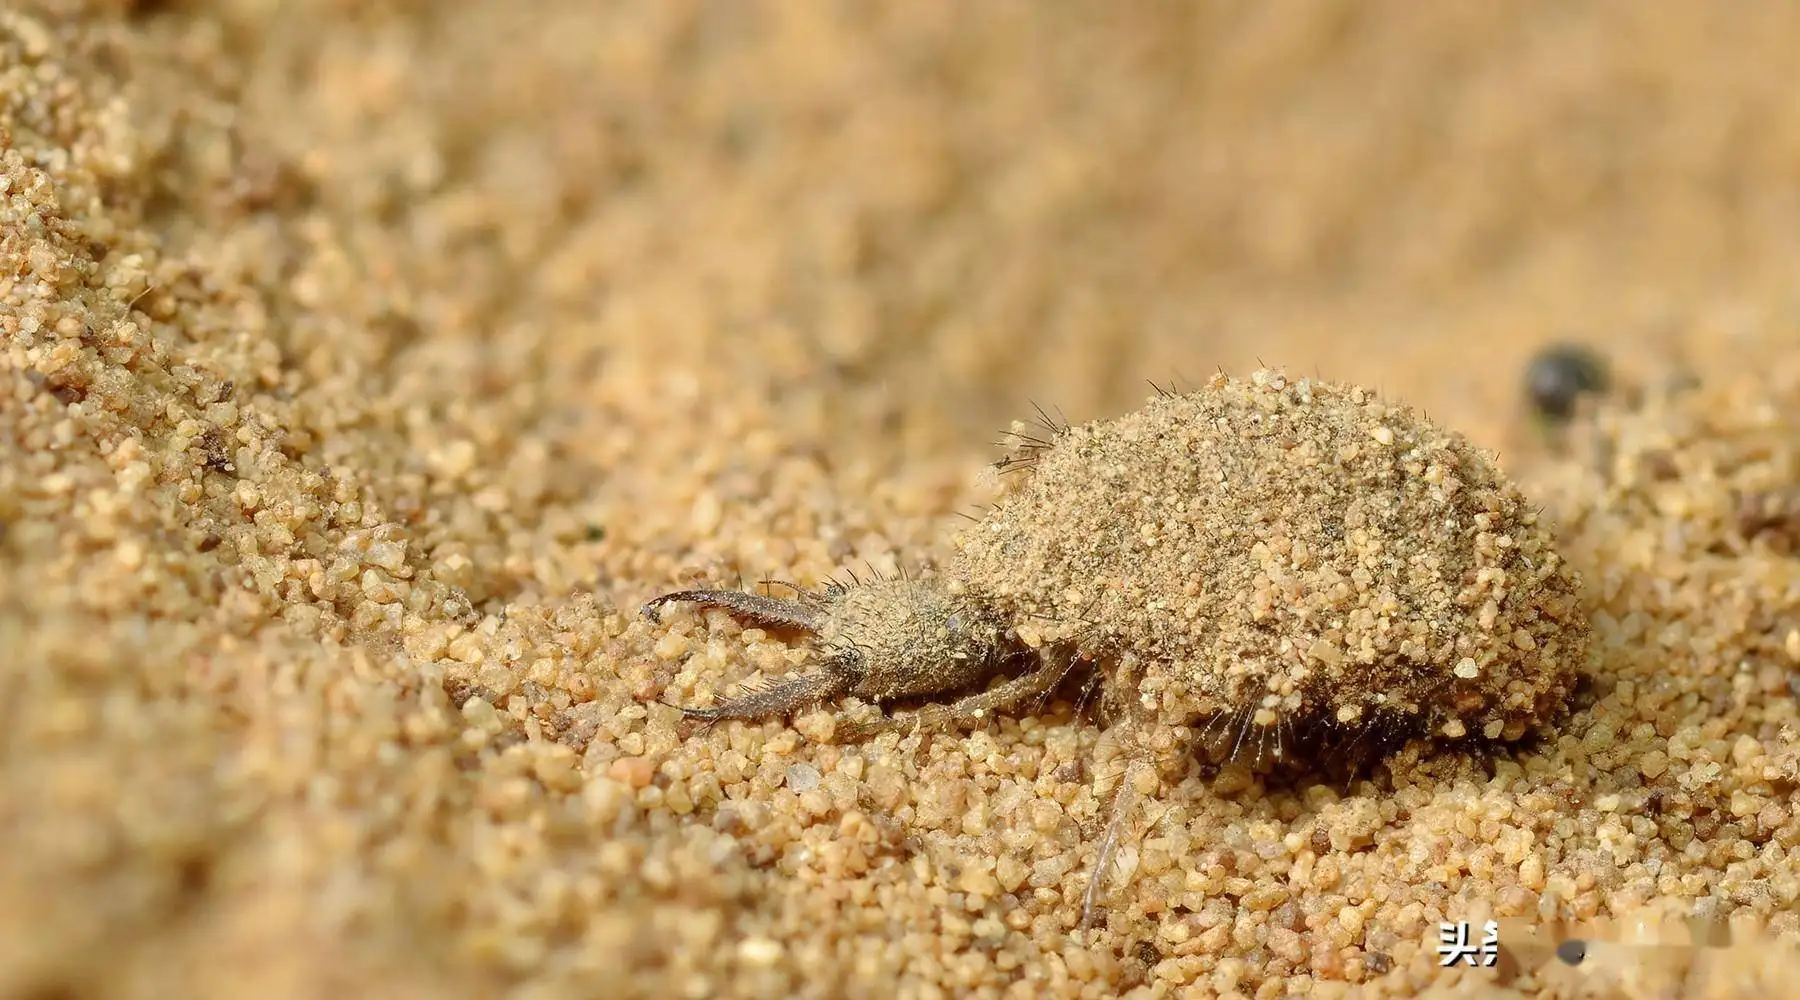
[5,2,1800,997]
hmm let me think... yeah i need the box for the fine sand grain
[5,3,1800,998]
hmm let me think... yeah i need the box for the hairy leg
[832,649,1076,743]
[641,587,825,632]
[1079,752,1156,939]
[1076,650,1163,939]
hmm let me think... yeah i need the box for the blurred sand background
[5,2,1800,997]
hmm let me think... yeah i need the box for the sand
[4,2,1800,998]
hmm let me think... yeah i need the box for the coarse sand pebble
[6,3,1800,999]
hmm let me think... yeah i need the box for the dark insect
[1555,938,1588,966]
[1524,343,1610,423]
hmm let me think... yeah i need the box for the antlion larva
[644,367,1589,933]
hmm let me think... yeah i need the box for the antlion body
[644,368,1590,934]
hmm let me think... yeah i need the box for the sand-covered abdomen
[956,369,1589,747]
